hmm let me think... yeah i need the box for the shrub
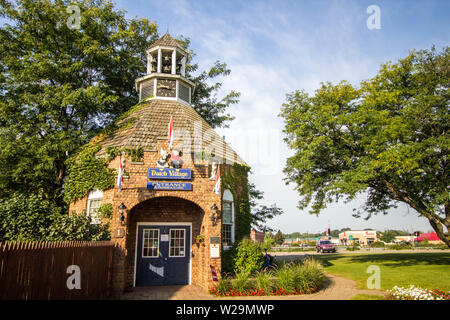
[255,270,274,293]
[233,238,265,274]
[222,243,238,274]
[388,244,413,250]
[275,264,296,293]
[295,259,326,293]
[43,213,111,241]
[370,241,385,248]
[0,192,61,241]
[347,243,360,251]
[232,271,251,293]
[215,276,232,295]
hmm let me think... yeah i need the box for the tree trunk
[426,215,450,248]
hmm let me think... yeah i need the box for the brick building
[69,34,248,295]
[250,229,265,243]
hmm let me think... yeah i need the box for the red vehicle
[316,240,336,253]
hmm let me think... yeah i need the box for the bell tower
[135,33,195,105]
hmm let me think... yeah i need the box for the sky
[116,0,450,234]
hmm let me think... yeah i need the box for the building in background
[394,235,415,243]
[415,233,444,244]
[338,230,378,246]
[250,229,265,243]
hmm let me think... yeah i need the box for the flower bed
[210,259,325,297]
[388,285,450,300]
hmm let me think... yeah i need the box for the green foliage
[380,230,397,243]
[275,265,296,293]
[387,244,413,250]
[254,271,274,293]
[0,192,110,241]
[233,238,265,274]
[98,203,113,220]
[262,234,275,251]
[274,261,327,294]
[347,243,361,251]
[123,147,144,162]
[215,276,232,295]
[221,163,252,243]
[106,145,144,163]
[221,243,238,274]
[43,213,110,241]
[0,192,61,241]
[292,259,326,293]
[274,230,285,245]
[280,46,450,247]
[63,145,116,204]
[370,241,385,248]
[0,0,239,224]
[232,271,251,292]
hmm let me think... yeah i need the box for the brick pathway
[120,274,386,300]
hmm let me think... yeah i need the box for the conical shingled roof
[97,100,246,165]
[148,33,186,51]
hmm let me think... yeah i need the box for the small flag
[168,115,174,150]
[117,156,124,190]
[213,164,221,195]
[210,265,218,282]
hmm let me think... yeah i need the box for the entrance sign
[148,168,192,180]
[147,182,192,191]
[210,244,220,258]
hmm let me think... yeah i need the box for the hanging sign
[147,182,192,191]
[148,168,192,180]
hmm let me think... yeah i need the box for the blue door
[135,224,191,286]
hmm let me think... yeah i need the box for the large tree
[0,0,239,209]
[280,47,449,247]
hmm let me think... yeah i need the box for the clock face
[156,79,176,97]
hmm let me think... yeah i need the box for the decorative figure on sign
[170,148,183,168]
[209,162,218,180]
[156,148,170,168]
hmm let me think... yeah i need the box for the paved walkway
[120,274,386,300]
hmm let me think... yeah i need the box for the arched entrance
[127,196,205,287]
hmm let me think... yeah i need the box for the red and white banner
[168,115,174,149]
[210,265,218,282]
[213,164,221,195]
[117,155,124,190]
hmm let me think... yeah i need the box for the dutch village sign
[147,168,192,191]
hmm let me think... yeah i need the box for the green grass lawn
[313,252,450,292]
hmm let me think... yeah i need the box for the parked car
[316,240,336,253]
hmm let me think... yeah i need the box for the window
[169,229,185,257]
[142,229,159,257]
[222,190,234,248]
[87,189,103,224]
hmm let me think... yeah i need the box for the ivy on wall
[221,163,252,243]
[63,100,151,205]
[63,145,116,204]
[106,146,144,162]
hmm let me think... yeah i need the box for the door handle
[164,257,168,261]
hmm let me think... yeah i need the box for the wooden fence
[0,241,115,300]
